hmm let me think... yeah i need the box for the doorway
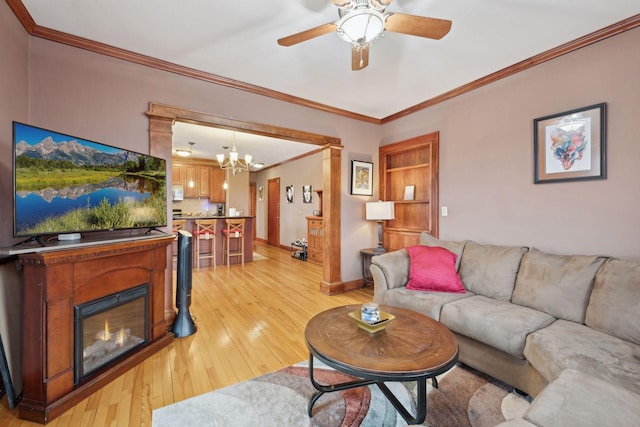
[267,178,280,247]
[147,102,344,295]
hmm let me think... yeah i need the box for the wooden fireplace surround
[17,236,174,424]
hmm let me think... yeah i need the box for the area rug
[152,361,530,427]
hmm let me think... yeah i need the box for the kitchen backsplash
[172,199,223,215]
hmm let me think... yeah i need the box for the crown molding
[381,14,640,124]
[7,1,639,124]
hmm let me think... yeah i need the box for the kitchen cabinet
[306,216,323,264]
[184,165,210,198]
[172,163,184,186]
[172,158,225,202]
[209,167,225,203]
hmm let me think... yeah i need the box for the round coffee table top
[305,305,458,381]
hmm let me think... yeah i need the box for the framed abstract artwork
[351,160,373,196]
[534,103,606,184]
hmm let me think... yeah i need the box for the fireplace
[17,235,174,424]
[74,284,149,383]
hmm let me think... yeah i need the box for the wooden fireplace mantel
[17,236,174,424]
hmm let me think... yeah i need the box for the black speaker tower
[172,229,197,337]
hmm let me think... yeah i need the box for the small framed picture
[404,185,415,200]
[285,185,294,203]
[351,160,373,196]
[302,185,313,203]
[258,186,264,202]
[534,103,606,184]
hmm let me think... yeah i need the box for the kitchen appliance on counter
[172,209,182,219]
[217,204,224,216]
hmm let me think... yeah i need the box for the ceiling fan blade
[277,23,337,47]
[385,13,452,40]
[352,45,369,71]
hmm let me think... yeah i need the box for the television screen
[13,122,167,239]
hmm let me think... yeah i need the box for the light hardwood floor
[0,242,373,426]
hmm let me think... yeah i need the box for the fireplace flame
[115,328,126,347]
[95,319,112,341]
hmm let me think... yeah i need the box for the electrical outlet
[441,206,448,217]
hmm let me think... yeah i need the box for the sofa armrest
[371,249,410,304]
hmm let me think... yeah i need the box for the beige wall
[0,2,29,250]
[382,27,640,261]
[0,3,380,282]
[2,0,638,287]
[253,152,324,245]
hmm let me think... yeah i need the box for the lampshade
[336,9,385,47]
[366,201,395,221]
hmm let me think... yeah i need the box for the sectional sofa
[370,233,640,426]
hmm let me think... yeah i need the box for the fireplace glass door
[74,284,149,384]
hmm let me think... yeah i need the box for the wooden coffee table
[304,304,458,424]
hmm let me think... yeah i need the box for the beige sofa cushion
[585,258,640,345]
[524,319,640,395]
[511,249,606,323]
[418,232,467,272]
[523,369,640,427]
[458,241,528,301]
[441,295,555,359]
[382,287,473,321]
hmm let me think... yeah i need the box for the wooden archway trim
[145,102,344,307]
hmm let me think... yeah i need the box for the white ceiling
[172,122,320,168]
[17,0,640,164]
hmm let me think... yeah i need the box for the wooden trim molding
[6,0,378,124]
[147,102,341,146]
[382,14,640,123]
[7,0,639,124]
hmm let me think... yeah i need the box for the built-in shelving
[379,132,439,250]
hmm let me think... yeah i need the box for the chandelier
[216,133,252,176]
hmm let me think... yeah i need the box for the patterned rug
[152,361,530,426]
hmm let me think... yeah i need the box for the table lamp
[366,201,395,253]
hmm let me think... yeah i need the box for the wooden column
[319,144,343,295]
[145,109,176,324]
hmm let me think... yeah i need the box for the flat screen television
[13,122,167,244]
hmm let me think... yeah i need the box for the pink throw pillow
[405,245,466,293]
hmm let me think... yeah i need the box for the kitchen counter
[172,216,254,266]
[173,215,255,220]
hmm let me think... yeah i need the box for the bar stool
[193,219,217,270]
[222,218,245,267]
[171,220,187,264]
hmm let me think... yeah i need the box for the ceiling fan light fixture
[337,8,385,47]
[176,141,195,157]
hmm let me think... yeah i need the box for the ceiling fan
[277,0,452,71]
